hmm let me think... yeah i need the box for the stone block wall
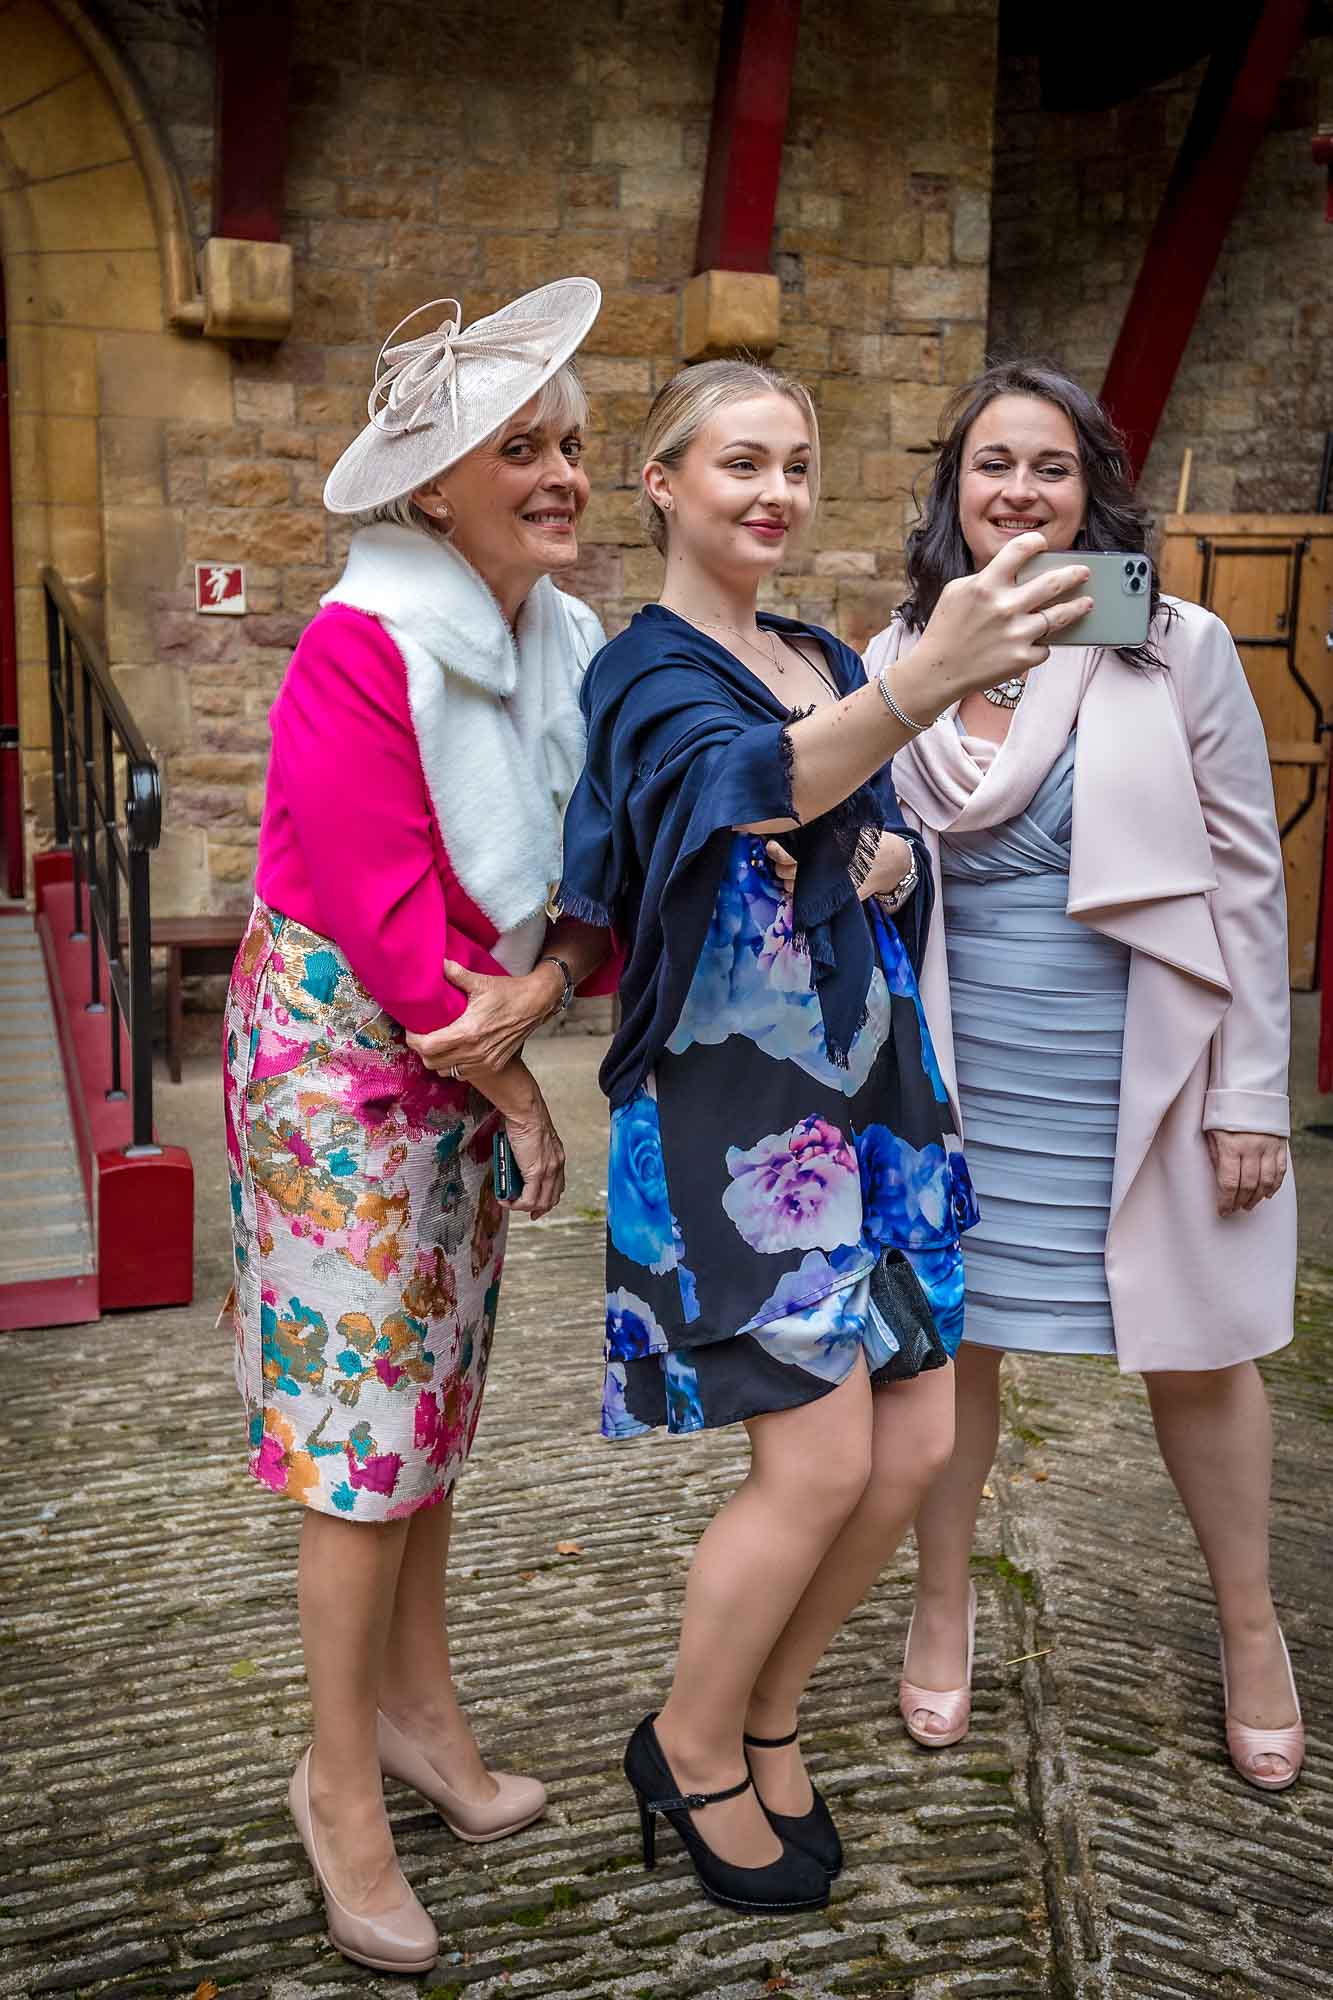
[989,34,1333,521]
[24,0,1000,914]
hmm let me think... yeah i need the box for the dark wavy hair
[898,361,1172,669]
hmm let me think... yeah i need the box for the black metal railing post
[81,661,102,1013]
[40,567,163,1158]
[45,588,68,847]
[104,716,125,1102]
[63,628,84,940]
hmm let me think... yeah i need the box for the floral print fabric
[601,836,975,1438]
[223,901,506,1518]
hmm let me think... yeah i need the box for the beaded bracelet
[875,665,931,735]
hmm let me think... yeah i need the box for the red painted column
[1099,0,1308,481]
[694,0,802,275]
[212,0,295,243]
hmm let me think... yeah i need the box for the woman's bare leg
[743,1363,958,1811]
[377,1491,497,1801]
[905,1341,1004,1734]
[652,1359,875,1868]
[1145,1362,1298,1775]
[300,1510,411,1912]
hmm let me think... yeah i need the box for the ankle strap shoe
[624,1714,830,1914]
[743,1728,842,1876]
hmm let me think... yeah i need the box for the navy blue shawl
[557,605,931,1108]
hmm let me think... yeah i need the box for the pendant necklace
[982,674,1027,710]
[689,612,785,675]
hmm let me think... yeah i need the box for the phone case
[492,1129,525,1202]
[1017,550,1153,649]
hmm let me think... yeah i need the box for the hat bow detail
[368,298,564,436]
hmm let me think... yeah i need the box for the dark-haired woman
[868,365,1303,1791]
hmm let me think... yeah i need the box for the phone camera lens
[1129,575,1143,592]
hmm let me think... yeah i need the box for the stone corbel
[200,237,294,342]
[681,270,781,362]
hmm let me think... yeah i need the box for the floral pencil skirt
[223,901,507,1521]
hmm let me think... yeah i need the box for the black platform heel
[624,1715,830,1914]
[744,1728,843,1876]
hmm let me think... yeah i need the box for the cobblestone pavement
[2,1030,1331,2000]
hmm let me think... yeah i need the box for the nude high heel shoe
[1220,1628,1305,1793]
[899,1582,978,1749]
[377,1709,547,1842]
[288,1749,438,1974]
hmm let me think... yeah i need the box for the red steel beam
[1099,0,1309,482]
[694,0,802,275]
[212,0,295,243]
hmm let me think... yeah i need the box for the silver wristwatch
[877,849,919,914]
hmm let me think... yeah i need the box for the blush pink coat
[871,596,1296,1374]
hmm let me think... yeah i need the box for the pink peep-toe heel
[1220,1628,1304,1793]
[899,1582,978,1749]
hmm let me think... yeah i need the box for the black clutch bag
[869,1248,949,1382]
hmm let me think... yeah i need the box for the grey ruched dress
[940,734,1129,1356]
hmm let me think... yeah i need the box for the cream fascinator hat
[323,276,602,515]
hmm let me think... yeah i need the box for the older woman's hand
[1206,1130,1288,1216]
[407,958,563,1076]
[503,1098,566,1220]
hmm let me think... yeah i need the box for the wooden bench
[153,915,248,1082]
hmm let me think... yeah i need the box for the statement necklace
[982,674,1027,710]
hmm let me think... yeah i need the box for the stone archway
[0,0,229,899]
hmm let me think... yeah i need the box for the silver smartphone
[1016,550,1153,648]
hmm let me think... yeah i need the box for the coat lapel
[1065,654,1231,1224]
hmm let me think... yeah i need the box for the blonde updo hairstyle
[639,359,821,556]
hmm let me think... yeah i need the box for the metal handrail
[41,567,162,1153]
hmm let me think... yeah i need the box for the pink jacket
[873,597,1296,1373]
[256,605,617,1033]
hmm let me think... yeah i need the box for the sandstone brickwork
[989,36,1333,521]
[6,0,1001,914]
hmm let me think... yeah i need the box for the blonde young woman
[871,362,1302,1792]
[223,282,616,1974]
[557,360,1093,1911]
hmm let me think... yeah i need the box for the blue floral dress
[601,835,976,1438]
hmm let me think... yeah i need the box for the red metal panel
[38,878,194,1312]
[1099,0,1309,481]
[694,0,802,276]
[0,1273,99,1332]
[212,0,295,243]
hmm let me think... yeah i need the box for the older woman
[222,280,613,1973]
[869,362,1302,1793]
